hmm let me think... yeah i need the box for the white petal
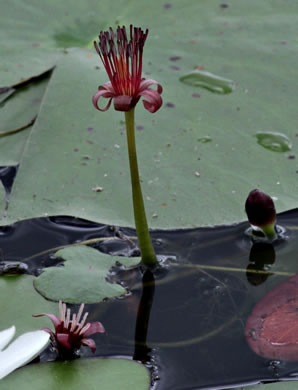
[0,326,15,351]
[0,330,50,380]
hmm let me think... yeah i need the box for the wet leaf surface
[34,245,141,303]
[1,1,298,228]
[0,357,150,390]
[0,275,57,338]
[245,274,298,362]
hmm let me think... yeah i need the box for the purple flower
[92,25,163,113]
[33,301,105,357]
[245,189,276,228]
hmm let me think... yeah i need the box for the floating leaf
[1,1,298,229]
[0,275,57,338]
[0,88,15,104]
[0,358,150,390]
[0,77,49,165]
[245,274,298,361]
[33,245,140,303]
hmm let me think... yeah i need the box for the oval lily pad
[245,274,298,361]
[33,245,140,304]
[0,357,150,390]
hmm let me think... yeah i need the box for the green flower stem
[124,108,157,267]
[261,223,276,240]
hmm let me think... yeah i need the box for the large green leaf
[34,246,140,303]
[0,77,49,165]
[0,358,150,390]
[0,0,129,87]
[0,275,57,338]
[2,0,298,229]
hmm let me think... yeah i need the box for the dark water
[1,209,298,389]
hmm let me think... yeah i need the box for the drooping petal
[80,338,97,353]
[0,330,50,380]
[92,82,115,112]
[113,95,134,111]
[138,88,163,113]
[56,333,72,350]
[0,326,15,352]
[33,314,62,331]
[83,322,106,337]
[139,78,163,95]
[40,328,55,337]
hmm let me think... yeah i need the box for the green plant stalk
[261,222,276,240]
[124,108,157,267]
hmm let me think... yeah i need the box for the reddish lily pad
[245,274,298,361]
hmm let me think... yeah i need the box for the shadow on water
[1,209,298,389]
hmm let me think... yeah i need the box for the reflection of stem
[133,269,155,362]
[125,108,157,267]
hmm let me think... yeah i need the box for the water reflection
[246,242,275,286]
[134,269,155,363]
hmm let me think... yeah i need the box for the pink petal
[92,82,115,112]
[33,314,62,330]
[41,328,55,337]
[113,95,134,111]
[56,333,72,350]
[138,88,163,113]
[80,338,97,353]
[139,79,163,95]
[83,322,106,337]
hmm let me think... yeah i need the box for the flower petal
[80,338,97,353]
[92,82,115,112]
[0,326,15,352]
[138,88,163,113]
[33,314,62,331]
[0,330,50,380]
[113,95,134,111]
[83,322,106,337]
[56,333,72,350]
[139,78,163,95]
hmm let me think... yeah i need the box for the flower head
[245,189,276,227]
[33,301,105,358]
[245,189,276,240]
[92,25,163,113]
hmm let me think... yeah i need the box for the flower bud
[245,189,276,239]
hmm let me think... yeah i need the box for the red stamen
[95,25,148,97]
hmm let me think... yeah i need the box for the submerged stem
[125,108,157,267]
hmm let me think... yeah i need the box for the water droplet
[179,70,235,94]
[197,136,212,143]
[255,132,292,153]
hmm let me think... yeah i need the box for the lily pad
[0,88,15,104]
[0,357,150,390]
[0,77,48,135]
[0,0,129,87]
[0,76,49,165]
[245,274,298,361]
[33,245,140,303]
[2,1,298,229]
[0,275,57,338]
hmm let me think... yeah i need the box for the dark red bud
[245,189,276,227]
